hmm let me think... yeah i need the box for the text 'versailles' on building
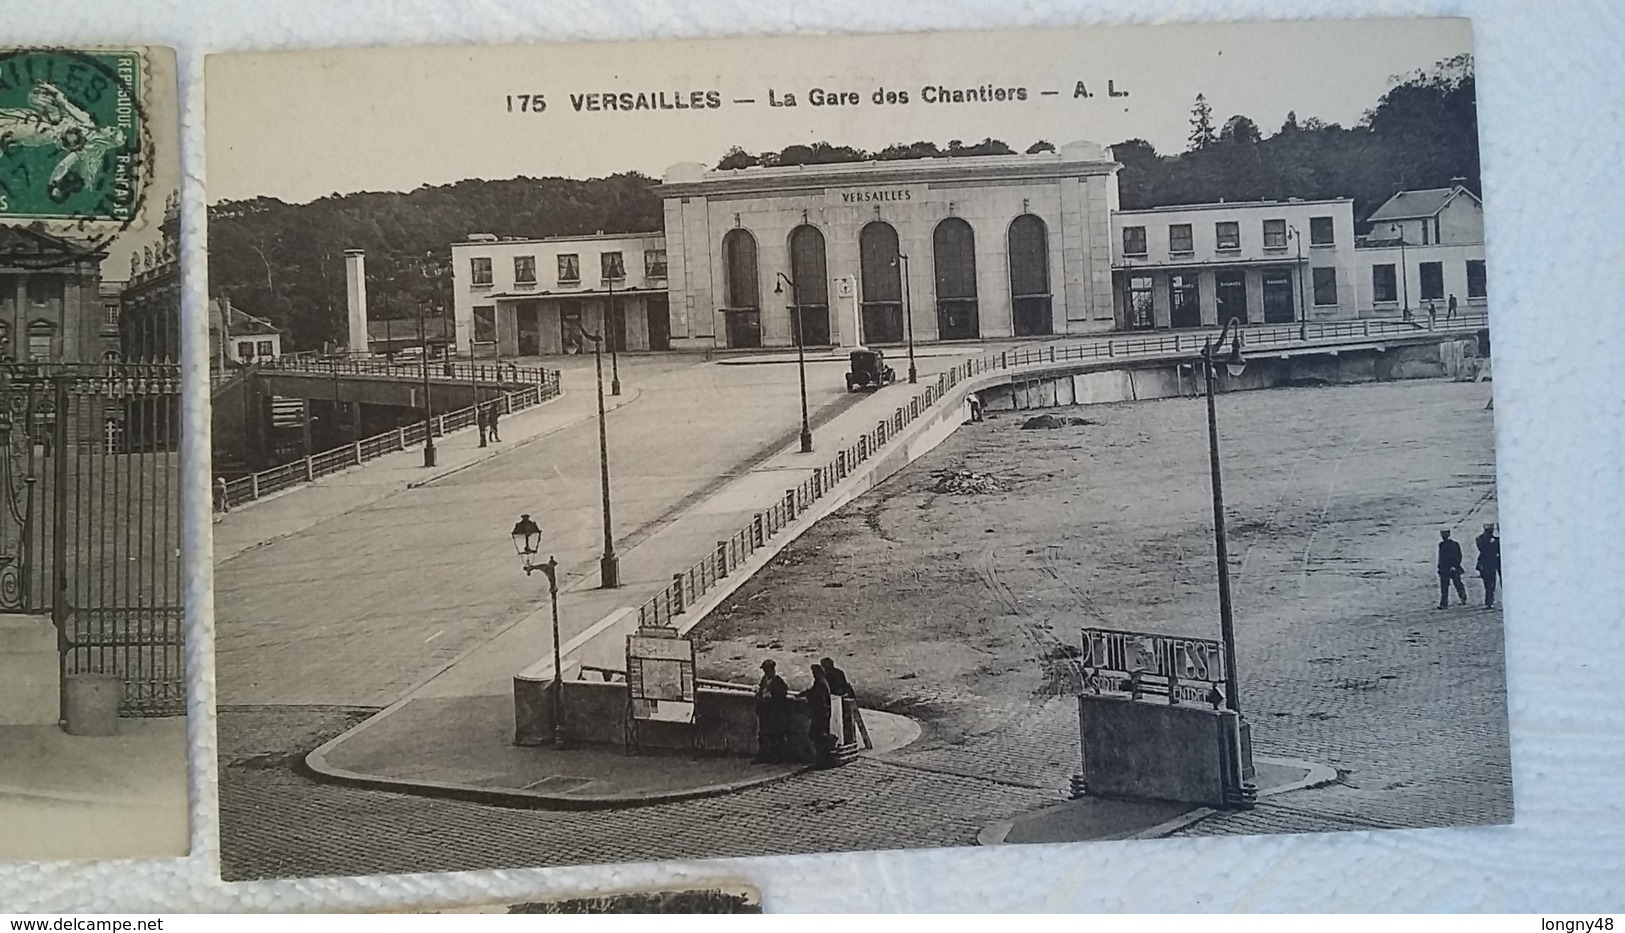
[0,46,187,862]
[204,20,1506,882]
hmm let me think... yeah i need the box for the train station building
[446,142,1487,355]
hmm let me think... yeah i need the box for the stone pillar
[344,249,368,356]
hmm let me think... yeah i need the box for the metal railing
[257,354,558,388]
[628,313,1489,631]
[214,374,562,510]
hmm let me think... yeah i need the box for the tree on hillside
[1188,94,1217,151]
[1220,115,1261,145]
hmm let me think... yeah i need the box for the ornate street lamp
[774,273,814,453]
[511,514,565,749]
[1201,317,1255,802]
[573,322,621,588]
[418,253,449,468]
[1289,225,1309,341]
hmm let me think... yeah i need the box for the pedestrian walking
[798,664,834,765]
[1475,523,1501,609]
[1447,294,1459,321]
[476,404,488,447]
[968,394,984,423]
[1437,529,1467,609]
[1426,300,1438,330]
[487,402,501,442]
[752,660,790,764]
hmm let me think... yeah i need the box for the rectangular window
[1215,222,1240,251]
[1372,264,1398,303]
[1127,275,1154,329]
[1466,260,1487,299]
[257,339,275,356]
[470,257,493,287]
[1312,267,1338,306]
[1169,274,1201,328]
[557,254,580,283]
[601,251,625,281]
[1122,226,1147,256]
[513,255,537,285]
[105,304,120,326]
[473,305,496,342]
[1215,271,1247,324]
[1310,216,1335,246]
[26,274,63,304]
[645,249,668,278]
[238,341,256,360]
[27,333,51,362]
[1262,219,1287,250]
[1419,262,1444,300]
[1169,224,1194,254]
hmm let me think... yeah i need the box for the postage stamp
[0,47,145,225]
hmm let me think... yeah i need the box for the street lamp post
[605,273,622,396]
[512,514,565,749]
[1398,234,1412,323]
[1289,225,1308,340]
[896,253,917,384]
[574,322,621,588]
[774,273,814,453]
[418,302,436,468]
[1200,317,1255,802]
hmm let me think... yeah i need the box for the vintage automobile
[845,347,896,392]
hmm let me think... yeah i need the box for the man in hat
[487,402,501,442]
[1475,523,1501,609]
[753,660,789,764]
[1437,529,1467,609]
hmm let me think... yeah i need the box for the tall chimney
[344,249,368,356]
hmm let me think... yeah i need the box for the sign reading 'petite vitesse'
[1079,627,1226,706]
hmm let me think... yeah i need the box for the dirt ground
[695,378,1512,823]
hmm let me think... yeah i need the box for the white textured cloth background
[1,0,1621,913]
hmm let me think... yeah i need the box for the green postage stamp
[0,48,144,224]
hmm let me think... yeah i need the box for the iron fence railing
[215,375,562,510]
[628,314,1489,631]
[258,354,557,388]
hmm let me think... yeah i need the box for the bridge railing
[626,314,1489,632]
[258,354,558,389]
[215,376,562,510]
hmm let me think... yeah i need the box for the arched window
[1007,214,1052,336]
[721,228,761,348]
[787,225,830,346]
[933,218,979,340]
[858,222,903,344]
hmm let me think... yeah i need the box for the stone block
[0,614,58,726]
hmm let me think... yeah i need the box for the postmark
[0,47,151,269]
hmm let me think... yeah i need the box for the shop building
[1111,199,1359,330]
[449,232,670,357]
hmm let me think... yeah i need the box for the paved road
[213,354,932,707]
[219,377,1510,880]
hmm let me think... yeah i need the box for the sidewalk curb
[302,712,816,811]
[975,755,1339,846]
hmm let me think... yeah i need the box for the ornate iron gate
[0,363,184,716]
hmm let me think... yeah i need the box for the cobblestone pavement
[217,706,1053,881]
[218,379,1510,878]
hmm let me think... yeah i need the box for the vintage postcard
[0,46,185,861]
[205,19,1505,882]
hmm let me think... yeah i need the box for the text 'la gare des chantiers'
[503,81,1128,113]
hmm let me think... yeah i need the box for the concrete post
[250,474,260,499]
[753,514,764,548]
[344,250,368,356]
[353,440,363,464]
[716,541,729,578]
[672,574,686,615]
[304,456,314,481]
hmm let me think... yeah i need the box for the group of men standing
[1437,523,1501,610]
[753,657,855,766]
[476,402,501,447]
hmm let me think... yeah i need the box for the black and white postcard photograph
[202,19,1509,882]
[0,44,186,862]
